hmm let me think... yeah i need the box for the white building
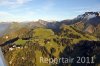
[5,36,9,39]
[9,48,14,51]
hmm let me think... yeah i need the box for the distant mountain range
[0,12,100,36]
[0,22,11,36]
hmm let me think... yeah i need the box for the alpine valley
[0,12,100,66]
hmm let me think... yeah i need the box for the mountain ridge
[0,12,100,37]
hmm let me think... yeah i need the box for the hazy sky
[0,0,100,22]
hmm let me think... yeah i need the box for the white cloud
[27,11,35,16]
[0,11,36,22]
[0,11,13,17]
[0,11,15,22]
[0,0,32,8]
[16,0,32,4]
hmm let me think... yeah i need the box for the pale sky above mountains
[0,0,100,22]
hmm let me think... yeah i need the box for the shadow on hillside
[0,37,19,46]
[58,40,100,66]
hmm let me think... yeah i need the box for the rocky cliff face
[67,12,100,34]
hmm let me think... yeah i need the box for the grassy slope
[2,25,98,66]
